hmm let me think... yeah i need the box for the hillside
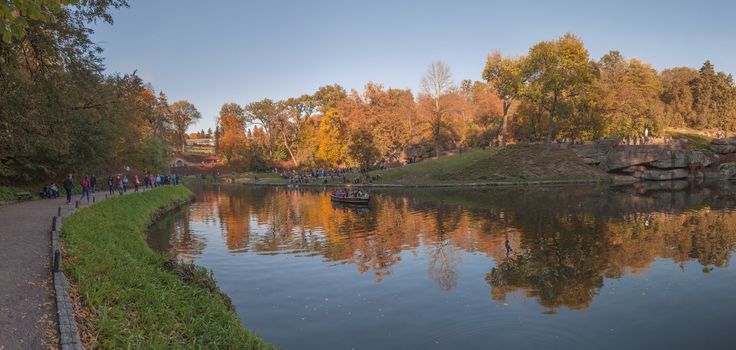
[371,145,611,185]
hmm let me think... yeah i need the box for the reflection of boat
[330,193,370,205]
[331,201,371,213]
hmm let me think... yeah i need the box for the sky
[91,0,736,132]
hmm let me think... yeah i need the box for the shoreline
[59,186,272,349]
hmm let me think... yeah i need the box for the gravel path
[0,189,138,349]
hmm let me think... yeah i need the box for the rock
[711,137,736,146]
[640,168,690,181]
[620,165,647,174]
[719,162,736,178]
[599,146,665,172]
[649,149,711,169]
[582,157,600,165]
[571,139,618,162]
[710,144,736,154]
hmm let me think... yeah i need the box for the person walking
[90,174,97,193]
[63,174,73,205]
[79,175,91,203]
[122,175,129,193]
[107,176,114,195]
[144,174,150,189]
[133,174,140,192]
[114,175,122,195]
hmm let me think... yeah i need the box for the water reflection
[149,183,736,312]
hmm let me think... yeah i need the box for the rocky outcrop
[571,139,618,166]
[649,149,711,169]
[710,138,736,154]
[599,146,665,172]
[720,162,736,178]
[640,168,690,181]
[571,138,723,182]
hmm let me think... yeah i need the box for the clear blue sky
[92,0,736,132]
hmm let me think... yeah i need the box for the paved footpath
[0,189,145,350]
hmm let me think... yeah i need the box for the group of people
[40,183,60,198]
[331,189,370,199]
[55,173,180,205]
[286,167,380,186]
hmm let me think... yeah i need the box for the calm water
[148,183,736,349]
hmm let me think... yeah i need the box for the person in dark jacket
[63,174,73,204]
[90,174,97,193]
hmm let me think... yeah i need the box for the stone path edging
[51,212,82,350]
[50,189,157,350]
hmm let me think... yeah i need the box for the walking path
[0,189,147,349]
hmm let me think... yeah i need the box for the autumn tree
[483,51,525,146]
[348,128,380,170]
[597,51,662,143]
[169,100,202,152]
[244,98,280,159]
[523,34,596,149]
[421,61,456,157]
[659,67,698,127]
[217,103,246,165]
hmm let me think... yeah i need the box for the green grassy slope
[372,145,610,185]
[61,186,272,349]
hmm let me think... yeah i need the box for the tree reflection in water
[150,183,736,310]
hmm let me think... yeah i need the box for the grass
[371,145,610,185]
[61,186,273,349]
[663,127,714,153]
[184,145,215,155]
[0,185,26,201]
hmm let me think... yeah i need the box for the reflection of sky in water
[148,185,736,350]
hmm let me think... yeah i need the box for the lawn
[371,145,610,185]
[663,127,714,153]
[61,186,273,349]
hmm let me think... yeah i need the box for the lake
[147,183,736,349]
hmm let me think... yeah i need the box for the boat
[330,191,370,205]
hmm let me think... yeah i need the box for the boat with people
[330,189,370,205]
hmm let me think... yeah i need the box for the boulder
[711,138,736,146]
[620,165,647,174]
[640,168,690,181]
[710,144,736,154]
[572,139,618,164]
[649,149,711,169]
[719,162,736,178]
[599,146,665,172]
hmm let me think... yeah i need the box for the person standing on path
[122,175,129,193]
[63,174,73,204]
[107,176,114,195]
[90,174,97,193]
[79,175,91,203]
[133,174,140,192]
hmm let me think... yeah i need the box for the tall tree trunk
[282,134,298,167]
[545,95,558,151]
[501,101,511,147]
[434,99,441,158]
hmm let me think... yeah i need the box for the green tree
[483,51,525,146]
[169,100,202,152]
[523,34,596,149]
